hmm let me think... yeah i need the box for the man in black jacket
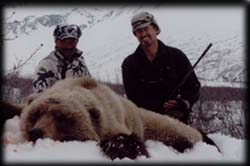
[122,11,200,124]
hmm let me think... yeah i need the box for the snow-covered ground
[3,116,246,164]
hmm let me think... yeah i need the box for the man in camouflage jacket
[33,24,91,93]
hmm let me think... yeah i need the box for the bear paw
[100,133,149,160]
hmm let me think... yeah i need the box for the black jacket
[122,40,200,116]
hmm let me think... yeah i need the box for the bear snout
[29,128,44,142]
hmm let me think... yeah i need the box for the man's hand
[163,96,190,111]
[163,100,178,110]
[162,95,190,123]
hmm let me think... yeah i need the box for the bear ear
[24,93,40,105]
[80,77,97,89]
[2,101,23,120]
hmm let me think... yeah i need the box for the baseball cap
[53,24,82,41]
[131,11,161,35]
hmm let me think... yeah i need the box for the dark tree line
[2,74,246,139]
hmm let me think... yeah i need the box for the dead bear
[3,76,220,160]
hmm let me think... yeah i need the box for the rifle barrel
[168,43,213,99]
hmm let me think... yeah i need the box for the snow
[3,5,245,87]
[3,116,246,164]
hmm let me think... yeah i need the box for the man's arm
[163,49,200,110]
[32,60,57,93]
[78,56,92,77]
[177,51,201,109]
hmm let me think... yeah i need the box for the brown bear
[3,76,219,160]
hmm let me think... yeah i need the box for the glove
[163,95,190,123]
[163,95,190,111]
[176,94,190,111]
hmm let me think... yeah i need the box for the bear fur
[4,76,216,160]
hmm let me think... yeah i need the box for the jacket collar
[55,48,83,62]
[134,39,168,61]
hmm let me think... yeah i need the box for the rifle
[168,43,213,99]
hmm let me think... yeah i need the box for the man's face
[134,24,158,48]
[55,38,78,57]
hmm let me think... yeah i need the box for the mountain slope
[4,5,245,87]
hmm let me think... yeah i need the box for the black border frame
[0,0,248,166]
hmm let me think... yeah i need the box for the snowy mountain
[3,5,245,87]
[4,7,123,38]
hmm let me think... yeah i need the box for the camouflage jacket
[32,49,91,93]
